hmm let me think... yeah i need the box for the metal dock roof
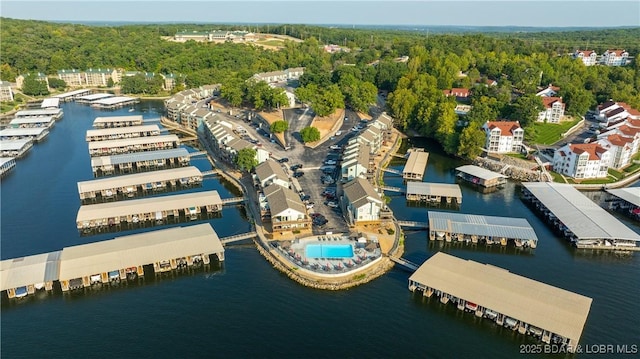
[76,190,222,222]
[77,93,114,101]
[0,251,62,291]
[606,187,640,207]
[93,115,143,125]
[456,165,507,181]
[409,252,592,345]
[9,116,54,124]
[0,127,49,137]
[77,166,202,194]
[15,108,62,117]
[40,98,60,108]
[92,96,137,105]
[403,150,429,175]
[428,211,538,241]
[87,134,178,150]
[523,182,640,241]
[1,139,33,151]
[52,89,92,98]
[85,124,160,139]
[91,148,190,167]
[406,182,462,198]
[0,157,15,167]
[58,224,223,281]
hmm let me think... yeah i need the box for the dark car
[290,164,303,171]
[293,172,304,178]
[277,157,289,163]
[301,194,311,201]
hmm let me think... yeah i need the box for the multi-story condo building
[538,97,565,123]
[482,121,524,153]
[600,49,629,66]
[573,50,597,66]
[553,143,610,179]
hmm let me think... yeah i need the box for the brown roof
[605,107,625,118]
[569,143,607,161]
[606,49,627,56]
[598,100,616,111]
[444,88,470,97]
[542,97,563,109]
[576,50,595,56]
[607,134,633,147]
[618,125,640,136]
[486,121,521,137]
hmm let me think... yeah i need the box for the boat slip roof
[87,134,179,150]
[606,187,640,207]
[406,182,462,198]
[0,157,15,166]
[15,108,62,117]
[428,211,538,241]
[9,116,54,124]
[403,150,429,175]
[92,96,137,105]
[52,89,92,98]
[86,125,160,139]
[1,139,32,150]
[91,148,190,167]
[58,224,223,281]
[77,166,202,194]
[0,128,48,136]
[77,93,114,101]
[409,252,592,343]
[40,98,60,108]
[93,115,143,125]
[76,190,222,222]
[0,251,62,291]
[456,165,507,180]
[523,182,640,241]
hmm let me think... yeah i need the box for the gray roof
[86,125,160,140]
[77,166,202,195]
[52,89,92,98]
[255,159,288,184]
[406,182,462,199]
[263,184,306,216]
[0,251,62,291]
[1,139,32,151]
[403,150,429,176]
[428,211,538,242]
[0,157,15,167]
[92,96,137,105]
[523,182,640,241]
[9,116,54,125]
[76,191,222,223]
[606,187,640,207]
[15,108,62,117]
[58,224,223,280]
[77,93,114,101]
[1,128,48,137]
[87,134,179,150]
[409,252,592,344]
[93,115,143,126]
[91,148,190,167]
[456,165,507,181]
[343,177,382,208]
[227,137,252,152]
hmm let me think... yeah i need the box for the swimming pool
[305,244,354,258]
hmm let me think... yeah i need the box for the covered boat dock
[0,139,34,157]
[90,148,191,177]
[93,115,144,128]
[85,124,161,142]
[87,134,179,157]
[456,165,507,188]
[402,149,429,181]
[76,190,223,230]
[9,116,55,129]
[428,211,538,248]
[15,108,63,120]
[77,166,203,202]
[40,98,60,109]
[605,187,640,221]
[522,182,640,250]
[52,88,92,102]
[90,96,139,110]
[76,93,114,104]
[406,182,462,204]
[0,157,16,177]
[59,224,224,291]
[0,127,49,142]
[1,251,61,298]
[408,252,592,353]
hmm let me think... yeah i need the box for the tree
[48,78,67,90]
[270,120,289,133]
[21,74,49,96]
[511,94,543,128]
[220,78,245,107]
[235,148,258,172]
[457,125,486,159]
[386,88,417,129]
[300,126,320,143]
[295,84,344,116]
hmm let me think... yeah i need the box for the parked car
[330,145,342,151]
[306,203,315,209]
[278,157,289,163]
[326,201,338,208]
[301,194,311,201]
[293,172,304,178]
[324,160,337,165]
[335,131,342,136]
[290,164,303,171]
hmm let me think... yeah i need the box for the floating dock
[1,251,62,298]
[428,211,538,248]
[85,124,161,142]
[0,127,49,142]
[605,187,640,222]
[408,252,592,353]
[456,165,507,188]
[0,139,34,157]
[77,166,203,202]
[93,115,144,128]
[52,88,93,102]
[522,182,640,250]
[40,98,60,109]
[0,157,16,177]
[9,116,55,129]
[90,96,139,110]
[15,108,63,120]
[0,224,225,297]
[406,182,462,204]
[90,148,191,177]
[76,190,223,230]
[87,134,179,157]
[76,93,114,104]
[402,149,429,181]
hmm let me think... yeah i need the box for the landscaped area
[531,119,581,145]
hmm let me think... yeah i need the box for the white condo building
[483,121,524,153]
[553,143,610,179]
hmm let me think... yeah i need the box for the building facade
[0,81,14,102]
[600,49,629,66]
[538,97,565,123]
[553,143,610,179]
[573,50,597,66]
[342,177,383,225]
[483,121,524,153]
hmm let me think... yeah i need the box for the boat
[484,309,498,320]
[14,286,28,298]
[465,302,478,311]
[514,239,523,248]
[504,317,518,328]
[529,326,543,337]
[128,108,135,112]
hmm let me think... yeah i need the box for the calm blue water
[306,244,354,258]
[1,103,639,358]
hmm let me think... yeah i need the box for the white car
[330,145,341,150]
[327,201,338,208]
[325,160,337,165]
[335,131,342,136]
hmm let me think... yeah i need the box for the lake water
[1,102,639,358]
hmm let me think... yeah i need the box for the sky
[1,1,639,28]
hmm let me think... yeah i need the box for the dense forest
[2,17,639,158]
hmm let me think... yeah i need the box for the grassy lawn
[608,168,623,180]
[531,119,581,145]
[505,153,528,160]
[549,171,566,183]
[256,39,284,46]
[576,178,615,185]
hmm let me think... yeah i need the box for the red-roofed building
[536,84,560,97]
[443,88,470,100]
[538,97,565,123]
[573,50,597,66]
[597,134,636,169]
[600,49,630,66]
[553,143,610,179]
[482,120,524,153]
